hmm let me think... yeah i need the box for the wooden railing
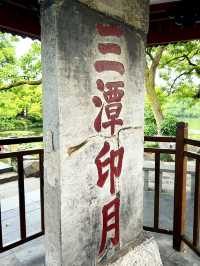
[182,137,200,255]
[144,122,200,257]
[0,136,43,252]
[144,135,176,236]
[0,122,200,257]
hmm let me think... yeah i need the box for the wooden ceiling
[0,0,40,38]
[148,0,200,45]
[0,0,199,45]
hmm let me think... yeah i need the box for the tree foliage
[145,40,200,136]
[0,32,42,131]
[0,32,199,137]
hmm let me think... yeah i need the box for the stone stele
[41,0,162,265]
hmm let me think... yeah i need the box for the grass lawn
[178,118,200,140]
[186,118,200,130]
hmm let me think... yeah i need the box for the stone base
[99,233,163,266]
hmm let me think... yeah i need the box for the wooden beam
[0,1,200,45]
[148,20,200,46]
[0,4,40,39]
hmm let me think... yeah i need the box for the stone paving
[154,233,200,266]
[0,233,199,265]
[1,178,41,246]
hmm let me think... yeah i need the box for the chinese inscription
[99,198,120,254]
[92,23,126,255]
[95,141,124,195]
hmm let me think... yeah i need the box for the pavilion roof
[0,0,199,45]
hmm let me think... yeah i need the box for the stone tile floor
[154,233,200,266]
[0,233,200,265]
[1,178,41,245]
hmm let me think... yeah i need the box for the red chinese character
[102,103,123,135]
[92,95,103,133]
[99,198,120,255]
[92,99,123,135]
[95,141,124,194]
[92,79,124,135]
[97,79,124,103]
[96,24,124,37]
[94,61,125,76]
[98,43,121,55]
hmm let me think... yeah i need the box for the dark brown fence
[182,136,200,256]
[143,135,176,236]
[144,122,200,257]
[0,137,43,252]
[0,123,200,257]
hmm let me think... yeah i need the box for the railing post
[17,154,27,240]
[154,151,161,231]
[173,122,188,251]
[193,160,200,248]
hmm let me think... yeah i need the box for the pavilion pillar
[41,0,162,265]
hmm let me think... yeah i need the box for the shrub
[160,114,178,136]
[144,104,158,136]
[0,117,35,131]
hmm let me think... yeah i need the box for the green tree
[145,40,200,135]
[0,32,42,131]
[0,33,19,85]
[1,33,200,136]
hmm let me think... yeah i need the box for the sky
[15,37,33,58]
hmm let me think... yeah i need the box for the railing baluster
[0,137,44,253]
[154,151,160,230]
[39,151,45,233]
[193,160,200,247]
[17,154,26,240]
[173,122,188,251]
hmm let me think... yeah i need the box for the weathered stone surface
[0,255,21,266]
[78,0,149,33]
[101,234,162,266]
[41,0,155,265]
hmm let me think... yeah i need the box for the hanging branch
[146,48,154,62]
[169,70,193,91]
[163,48,200,67]
[0,78,42,92]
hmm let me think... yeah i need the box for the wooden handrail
[0,149,43,159]
[0,136,43,145]
[144,136,176,142]
[184,138,200,147]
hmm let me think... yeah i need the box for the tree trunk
[145,69,164,134]
[145,47,165,135]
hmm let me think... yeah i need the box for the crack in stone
[117,126,142,148]
[67,126,142,156]
[67,134,112,156]
[67,140,88,156]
